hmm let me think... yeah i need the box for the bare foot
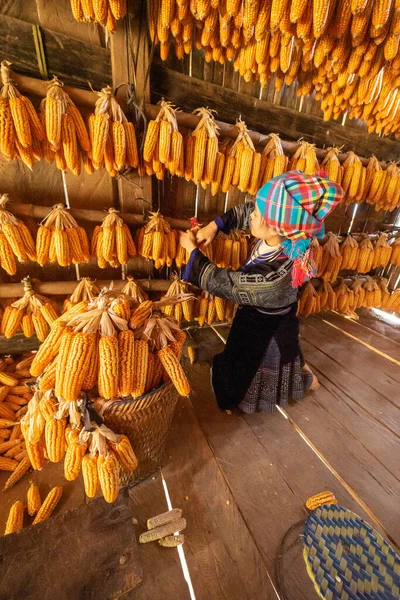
[303,363,320,392]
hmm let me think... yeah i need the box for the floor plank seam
[327,312,400,347]
[306,359,400,443]
[186,395,282,600]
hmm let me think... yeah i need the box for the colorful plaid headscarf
[256,170,343,286]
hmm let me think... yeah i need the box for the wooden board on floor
[358,309,400,344]
[318,312,400,361]
[128,472,191,600]
[162,393,278,600]
[185,362,320,600]
[299,317,400,405]
[0,489,142,600]
[286,391,400,548]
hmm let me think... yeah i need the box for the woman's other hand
[180,230,197,253]
[196,221,218,247]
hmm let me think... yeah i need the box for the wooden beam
[0,14,111,91]
[151,62,400,163]
[0,278,171,298]
[8,71,97,108]
[8,202,191,229]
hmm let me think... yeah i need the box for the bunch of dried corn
[298,282,321,317]
[19,386,49,471]
[317,233,342,283]
[317,281,337,312]
[334,282,355,314]
[63,278,100,313]
[0,193,37,275]
[194,291,237,326]
[384,288,400,313]
[92,208,136,268]
[372,233,392,269]
[378,278,392,310]
[356,236,375,273]
[70,0,126,32]
[290,141,319,176]
[390,238,400,267]
[87,85,138,176]
[0,61,45,169]
[161,277,195,324]
[0,277,59,341]
[119,276,149,307]
[219,118,258,194]
[340,235,359,270]
[363,277,382,308]
[321,148,343,185]
[349,279,366,311]
[143,100,184,180]
[36,204,89,267]
[376,163,400,212]
[137,211,178,269]
[186,107,220,188]
[212,229,249,270]
[258,134,289,189]
[40,76,90,175]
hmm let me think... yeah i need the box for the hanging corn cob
[143,100,184,180]
[349,279,366,311]
[70,0,127,32]
[63,278,100,313]
[0,194,37,274]
[321,148,343,185]
[390,237,400,267]
[340,235,359,271]
[290,141,319,175]
[0,61,45,168]
[93,208,136,268]
[357,236,375,273]
[334,282,354,314]
[137,211,178,269]
[317,233,342,283]
[372,233,393,269]
[259,134,289,187]
[317,281,337,312]
[363,277,382,308]
[36,204,89,267]
[298,281,321,317]
[340,152,364,205]
[212,229,249,270]
[40,76,90,175]
[378,278,392,310]
[194,291,238,326]
[1,277,59,341]
[161,277,195,324]
[88,85,139,176]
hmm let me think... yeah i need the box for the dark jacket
[183,203,298,312]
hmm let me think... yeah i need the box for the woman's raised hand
[196,221,218,247]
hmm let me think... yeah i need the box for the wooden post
[110,6,152,215]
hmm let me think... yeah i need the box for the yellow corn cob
[158,345,190,396]
[131,339,149,398]
[143,120,160,163]
[214,296,226,321]
[93,0,108,23]
[159,120,172,165]
[9,96,32,148]
[221,155,236,193]
[2,306,23,340]
[21,313,34,338]
[0,371,19,387]
[2,223,27,263]
[82,454,99,498]
[184,134,195,181]
[123,121,139,168]
[33,486,63,525]
[64,429,87,481]
[45,418,67,463]
[112,121,126,170]
[27,483,41,516]
[5,500,24,535]
[204,136,218,182]
[3,455,31,490]
[145,351,155,392]
[98,335,119,399]
[52,229,70,267]
[193,128,207,184]
[97,452,119,503]
[30,321,67,377]
[109,0,127,20]
[39,303,58,327]
[0,233,17,275]
[113,434,138,472]
[0,97,15,158]
[118,330,135,397]
[129,300,154,329]
[61,113,79,171]
[32,310,50,342]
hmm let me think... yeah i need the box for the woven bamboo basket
[101,382,178,486]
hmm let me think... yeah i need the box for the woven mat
[303,504,400,600]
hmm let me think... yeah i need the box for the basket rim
[105,381,174,409]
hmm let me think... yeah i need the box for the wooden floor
[1,310,399,599]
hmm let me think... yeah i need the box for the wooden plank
[0,488,142,600]
[287,392,400,546]
[319,312,400,361]
[301,337,400,473]
[299,317,400,405]
[0,14,111,90]
[129,472,191,600]
[163,393,278,599]
[357,309,400,344]
[151,63,400,161]
[185,363,316,599]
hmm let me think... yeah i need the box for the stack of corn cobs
[92,208,137,268]
[0,194,37,275]
[1,278,59,341]
[147,0,400,135]
[70,0,127,33]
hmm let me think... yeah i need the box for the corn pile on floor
[0,310,399,599]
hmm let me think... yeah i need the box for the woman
[180,170,343,414]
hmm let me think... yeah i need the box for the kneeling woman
[180,171,342,414]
